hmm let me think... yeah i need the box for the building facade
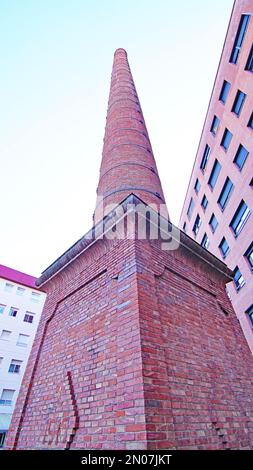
[5,47,253,450]
[0,265,46,447]
[180,0,253,351]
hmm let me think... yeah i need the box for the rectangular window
[201,194,208,211]
[194,178,201,194]
[9,307,19,318]
[183,222,187,233]
[187,198,195,220]
[209,213,218,233]
[219,237,230,258]
[248,112,253,129]
[8,359,22,374]
[231,90,246,116]
[0,389,15,406]
[201,233,210,249]
[221,128,233,151]
[219,80,231,103]
[4,282,13,293]
[217,177,234,210]
[24,312,35,324]
[245,43,253,72]
[16,287,25,296]
[192,214,201,236]
[233,144,249,170]
[31,292,41,303]
[230,200,251,236]
[233,266,245,291]
[244,242,253,270]
[250,177,253,187]
[17,334,29,348]
[245,304,253,327]
[208,159,221,189]
[200,145,210,171]
[210,115,220,135]
[0,330,11,341]
[229,14,250,64]
[0,304,6,315]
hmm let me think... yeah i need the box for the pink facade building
[180,0,253,352]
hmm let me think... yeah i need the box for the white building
[0,265,46,447]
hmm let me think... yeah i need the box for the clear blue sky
[0,0,234,276]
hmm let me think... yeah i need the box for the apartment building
[180,0,253,351]
[0,265,46,447]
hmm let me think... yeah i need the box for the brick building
[6,47,253,450]
[180,0,253,351]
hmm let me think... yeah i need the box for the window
[0,330,11,341]
[4,282,13,293]
[9,307,18,318]
[245,43,253,72]
[221,128,233,151]
[219,80,230,103]
[217,177,234,210]
[24,312,35,324]
[0,304,6,315]
[233,266,245,291]
[210,116,220,135]
[16,287,25,296]
[231,90,246,116]
[201,194,208,211]
[208,159,221,189]
[219,237,230,258]
[244,242,253,270]
[183,222,187,233]
[250,177,253,187]
[230,200,251,236]
[192,214,201,236]
[17,334,29,347]
[245,304,253,326]
[233,144,249,170]
[201,233,210,249]
[187,198,195,220]
[194,178,201,194]
[209,213,218,233]
[8,359,22,374]
[248,112,253,129]
[0,389,15,406]
[31,292,40,303]
[200,145,210,171]
[229,14,250,64]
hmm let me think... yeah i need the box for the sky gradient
[0,0,234,276]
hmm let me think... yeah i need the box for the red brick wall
[6,235,253,449]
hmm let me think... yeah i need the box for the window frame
[231,90,246,116]
[233,144,249,170]
[217,177,234,211]
[219,80,231,104]
[230,200,251,237]
[208,159,221,190]
[220,128,233,151]
[229,14,250,64]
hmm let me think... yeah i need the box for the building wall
[0,275,46,443]
[180,0,253,351]
[5,233,253,450]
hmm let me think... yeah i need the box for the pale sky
[0,0,234,276]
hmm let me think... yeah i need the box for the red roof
[0,264,37,289]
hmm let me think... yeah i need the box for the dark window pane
[201,233,210,249]
[194,178,201,194]
[230,200,251,236]
[192,214,201,236]
[219,237,230,258]
[231,90,246,116]
[245,43,253,72]
[245,304,253,326]
[201,194,208,210]
[247,112,253,129]
[209,213,218,233]
[210,115,220,135]
[183,222,187,233]
[217,177,234,210]
[244,242,253,270]
[200,145,210,171]
[233,266,245,291]
[233,144,249,170]
[221,128,233,150]
[229,14,250,64]
[208,159,221,189]
[219,80,231,103]
[187,198,195,220]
